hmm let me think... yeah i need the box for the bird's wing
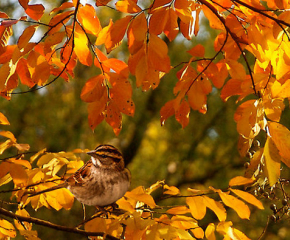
[66,160,93,186]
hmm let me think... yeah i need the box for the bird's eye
[101,154,107,158]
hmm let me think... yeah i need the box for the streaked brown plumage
[30,145,131,206]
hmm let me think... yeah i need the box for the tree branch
[0,207,119,240]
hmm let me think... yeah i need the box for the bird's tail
[29,182,68,197]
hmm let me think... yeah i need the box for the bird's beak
[86,150,96,156]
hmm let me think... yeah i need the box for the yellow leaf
[186,196,206,220]
[30,148,46,163]
[0,130,16,142]
[264,137,281,186]
[0,139,13,154]
[125,186,156,208]
[166,206,190,215]
[230,188,264,210]
[203,196,226,221]
[163,184,180,195]
[205,223,216,240]
[74,26,92,66]
[268,122,290,167]
[0,112,9,125]
[0,219,16,238]
[14,209,32,231]
[229,176,254,187]
[77,4,101,36]
[218,191,250,219]
[85,217,107,233]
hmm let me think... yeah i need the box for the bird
[29,144,131,206]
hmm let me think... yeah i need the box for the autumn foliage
[1,0,290,239]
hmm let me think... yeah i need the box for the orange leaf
[186,196,206,220]
[264,137,281,186]
[218,190,250,219]
[148,34,171,73]
[174,0,193,24]
[25,4,45,21]
[16,58,34,88]
[205,223,216,240]
[127,13,147,54]
[105,101,122,135]
[0,112,9,125]
[81,75,107,102]
[160,99,175,126]
[202,5,224,30]
[268,122,290,167]
[27,51,50,85]
[77,4,101,36]
[164,8,179,41]
[50,2,74,14]
[149,7,169,36]
[175,99,190,128]
[230,188,264,210]
[102,58,129,78]
[115,0,142,13]
[187,44,205,57]
[87,100,106,130]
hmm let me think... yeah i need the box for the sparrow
[29,144,131,206]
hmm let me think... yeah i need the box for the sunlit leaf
[268,122,290,167]
[229,176,254,187]
[218,191,250,219]
[0,219,16,238]
[186,196,206,220]
[264,137,281,186]
[0,112,9,125]
[205,223,216,240]
[115,0,142,13]
[17,25,38,49]
[203,196,226,221]
[230,188,264,210]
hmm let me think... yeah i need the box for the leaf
[148,34,171,73]
[17,25,38,49]
[203,196,227,221]
[77,4,101,36]
[205,223,216,240]
[264,137,281,186]
[230,188,264,210]
[187,44,205,57]
[166,206,190,215]
[116,0,142,13]
[225,59,246,79]
[14,209,32,231]
[25,4,45,21]
[125,186,156,208]
[0,112,9,125]
[81,75,107,102]
[268,122,290,167]
[0,219,16,238]
[218,190,250,219]
[163,184,180,195]
[74,26,92,66]
[88,100,106,130]
[229,176,254,187]
[202,5,224,30]
[175,99,190,128]
[186,196,206,220]
[105,101,122,135]
[160,100,175,126]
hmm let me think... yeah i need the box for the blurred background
[1,0,290,239]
